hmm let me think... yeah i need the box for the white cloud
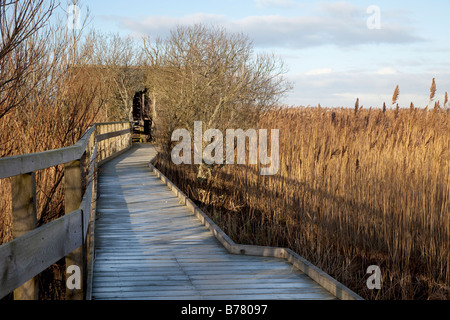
[117,13,227,38]
[231,14,422,49]
[284,71,450,108]
[318,1,357,17]
[254,0,297,8]
[376,67,398,75]
[305,68,333,76]
[112,3,423,49]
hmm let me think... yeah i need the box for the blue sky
[71,0,450,108]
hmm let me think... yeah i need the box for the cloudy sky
[75,0,449,108]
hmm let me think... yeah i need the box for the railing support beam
[64,159,85,300]
[11,172,38,300]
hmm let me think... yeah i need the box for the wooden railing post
[64,159,85,300]
[11,172,38,300]
[128,122,132,146]
[100,125,105,161]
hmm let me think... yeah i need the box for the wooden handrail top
[0,122,130,179]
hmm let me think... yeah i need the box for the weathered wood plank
[0,210,83,299]
[91,290,335,300]
[95,129,131,143]
[95,295,203,300]
[85,143,98,301]
[81,173,94,239]
[93,275,191,282]
[93,256,282,263]
[92,286,328,296]
[92,273,306,283]
[201,293,337,300]
[0,126,96,179]
[11,172,38,299]
[0,146,79,179]
[92,280,320,290]
[0,123,132,180]
[65,159,85,300]
[93,262,294,271]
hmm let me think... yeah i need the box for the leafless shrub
[142,24,292,180]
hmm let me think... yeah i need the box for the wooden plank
[0,126,96,179]
[11,173,37,239]
[92,280,320,290]
[80,144,96,239]
[85,144,98,301]
[201,293,336,300]
[91,290,335,300]
[93,262,294,270]
[92,289,335,300]
[0,146,79,179]
[92,290,203,298]
[0,123,133,179]
[11,172,38,300]
[191,280,319,288]
[96,129,131,143]
[93,285,199,293]
[92,273,305,283]
[187,273,307,280]
[92,267,303,277]
[93,279,193,286]
[0,210,83,299]
[93,275,190,281]
[93,256,280,263]
[94,294,203,300]
[92,286,328,296]
[65,159,85,300]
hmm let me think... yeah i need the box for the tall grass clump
[154,106,449,300]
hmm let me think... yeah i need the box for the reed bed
[154,106,449,300]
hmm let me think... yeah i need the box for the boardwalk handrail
[0,122,132,300]
[0,126,95,180]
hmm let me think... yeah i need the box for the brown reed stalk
[392,85,400,106]
[154,106,450,301]
[430,78,437,103]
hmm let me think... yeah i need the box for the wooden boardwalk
[92,144,337,300]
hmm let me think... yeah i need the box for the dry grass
[0,77,105,300]
[0,9,109,298]
[154,106,449,300]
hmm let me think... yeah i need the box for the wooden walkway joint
[92,144,362,300]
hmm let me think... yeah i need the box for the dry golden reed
[155,106,449,300]
[392,85,400,106]
[430,78,437,102]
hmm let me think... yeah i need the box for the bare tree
[143,24,291,179]
[0,0,56,119]
[89,32,145,121]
